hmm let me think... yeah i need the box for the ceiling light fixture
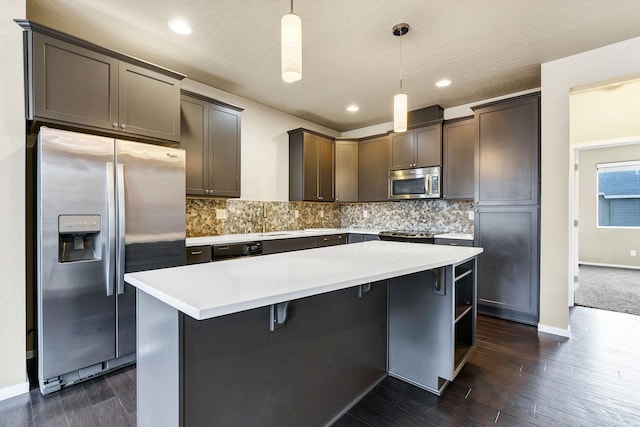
[168,19,192,35]
[392,23,410,133]
[346,105,359,112]
[281,0,302,83]
[436,79,452,88]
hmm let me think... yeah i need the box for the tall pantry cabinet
[472,93,540,325]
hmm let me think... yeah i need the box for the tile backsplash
[186,198,473,237]
[341,200,474,233]
[186,198,340,237]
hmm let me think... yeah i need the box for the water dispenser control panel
[58,215,102,263]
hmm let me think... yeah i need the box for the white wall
[181,80,339,202]
[571,77,640,144]
[0,0,28,400]
[540,36,640,333]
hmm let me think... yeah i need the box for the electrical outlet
[294,210,299,219]
[631,250,637,257]
[320,210,324,218]
[216,209,227,220]
[363,210,368,218]
[468,211,474,220]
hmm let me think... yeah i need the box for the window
[597,161,640,227]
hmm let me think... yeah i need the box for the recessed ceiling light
[168,19,192,35]
[346,105,359,112]
[435,79,452,88]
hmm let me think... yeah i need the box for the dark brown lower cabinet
[474,206,539,324]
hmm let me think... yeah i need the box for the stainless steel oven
[389,166,440,200]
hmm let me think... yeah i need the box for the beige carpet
[575,265,640,316]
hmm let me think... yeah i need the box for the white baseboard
[0,381,29,402]
[538,323,571,338]
[579,262,640,270]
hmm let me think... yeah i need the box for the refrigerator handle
[116,163,126,295]
[106,162,116,296]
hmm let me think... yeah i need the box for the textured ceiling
[25,0,640,132]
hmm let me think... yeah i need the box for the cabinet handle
[120,123,127,129]
[318,196,323,200]
[112,122,118,128]
[190,250,203,255]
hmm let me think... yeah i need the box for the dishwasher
[213,241,263,261]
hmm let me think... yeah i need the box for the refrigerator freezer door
[37,127,117,381]
[115,140,185,356]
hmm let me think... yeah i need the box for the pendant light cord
[290,0,294,14]
[399,35,403,92]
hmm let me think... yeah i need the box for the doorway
[571,140,640,314]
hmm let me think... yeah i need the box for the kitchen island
[125,241,482,427]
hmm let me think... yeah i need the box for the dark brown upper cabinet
[289,129,335,202]
[18,21,184,143]
[473,94,540,205]
[442,117,475,200]
[390,123,442,170]
[359,134,391,202]
[334,140,359,202]
[181,91,242,198]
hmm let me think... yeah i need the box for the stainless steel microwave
[388,166,440,200]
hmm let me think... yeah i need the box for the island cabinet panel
[180,282,388,426]
[335,140,359,202]
[359,134,391,202]
[289,129,335,202]
[390,123,442,170]
[388,261,476,395]
[23,25,183,143]
[442,117,475,200]
[180,91,242,197]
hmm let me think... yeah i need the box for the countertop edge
[126,244,483,320]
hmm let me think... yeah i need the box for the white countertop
[433,233,474,241]
[125,241,482,320]
[186,228,381,246]
[186,229,472,246]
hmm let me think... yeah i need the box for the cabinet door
[335,140,358,202]
[181,95,208,196]
[474,206,539,324]
[475,95,539,205]
[359,135,391,202]
[118,62,181,142]
[443,118,474,200]
[318,136,335,201]
[32,32,118,130]
[208,104,241,197]
[390,132,414,169]
[415,124,442,168]
[302,134,321,200]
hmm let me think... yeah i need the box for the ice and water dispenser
[58,215,101,262]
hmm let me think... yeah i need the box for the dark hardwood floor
[2,307,639,426]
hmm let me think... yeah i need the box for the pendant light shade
[281,3,302,83]
[392,23,410,133]
[393,93,408,133]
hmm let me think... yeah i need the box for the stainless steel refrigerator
[36,127,185,394]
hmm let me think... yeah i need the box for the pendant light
[392,23,410,133]
[281,0,302,83]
